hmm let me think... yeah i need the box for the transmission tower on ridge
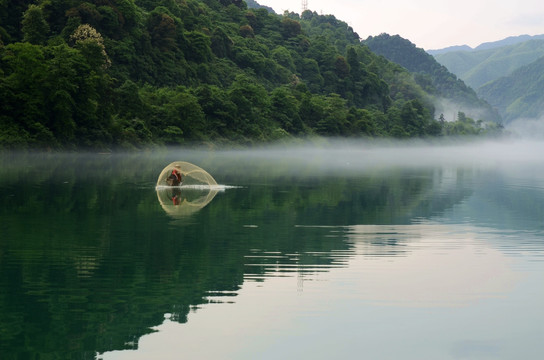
[302,0,308,12]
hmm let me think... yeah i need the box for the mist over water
[507,116,544,139]
[200,138,544,176]
[3,136,543,173]
[433,97,492,124]
[2,137,544,360]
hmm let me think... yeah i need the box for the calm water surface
[1,141,543,359]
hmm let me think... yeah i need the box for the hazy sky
[264,0,544,50]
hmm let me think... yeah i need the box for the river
[1,140,543,359]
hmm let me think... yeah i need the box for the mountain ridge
[429,34,544,121]
[362,33,500,123]
[433,38,544,90]
[428,34,544,55]
[478,55,544,122]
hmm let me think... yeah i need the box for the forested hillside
[0,0,500,149]
[478,55,544,121]
[363,34,500,123]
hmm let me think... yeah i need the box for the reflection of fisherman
[166,168,183,186]
[171,187,183,205]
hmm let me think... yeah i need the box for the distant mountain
[478,55,544,121]
[428,34,544,55]
[475,34,544,51]
[434,39,544,89]
[363,34,500,122]
[244,0,275,13]
[427,45,472,56]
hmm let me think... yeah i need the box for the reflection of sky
[101,224,544,360]
[345,225,520,306]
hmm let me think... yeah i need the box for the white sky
[263,0,544,50]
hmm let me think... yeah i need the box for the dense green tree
[21,4,50,45]
[147,10,177,52]
[270,86,302,133]
[114,79,144,120]
[228,73,270,139]
[280,17,301,39]
[185,31,212,61]
[1,43,49,130]
[210,26,233,58]
[239,24,254,38]
[271,45,295,71]
[400,99,429,136]
[316,93,348,135]
[43,44,86,141]
[298,58,324,92]
[194,84,236,137]
[0,40,113,148]
[69,24,110,68]
[299,92,325,129]
[334,55,349,79]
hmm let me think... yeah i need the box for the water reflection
[156,186,220,218]
[345,224,520,306]
[101,222,540,360]
[237,224,527,307]
[1,146,544,359]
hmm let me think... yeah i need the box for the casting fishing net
[156,161,218,188]
[156,161,219,218]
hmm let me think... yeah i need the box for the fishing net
[156,161,219,218]
[156,161,218,187]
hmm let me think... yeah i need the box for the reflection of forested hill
[0,153,478,358]
[1,0,498,149]
[448,169,544,230]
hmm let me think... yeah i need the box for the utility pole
[302,0,308,12]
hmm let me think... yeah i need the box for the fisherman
[166,168,183,186]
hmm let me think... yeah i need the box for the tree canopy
[0,1,502,150]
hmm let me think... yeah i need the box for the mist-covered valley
[430,34,544,124]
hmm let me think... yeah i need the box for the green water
[1,142,543,359]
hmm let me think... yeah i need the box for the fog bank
[506,116,544,139]
[203,137,544,177]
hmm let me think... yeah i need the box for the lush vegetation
[0,0,501,150]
